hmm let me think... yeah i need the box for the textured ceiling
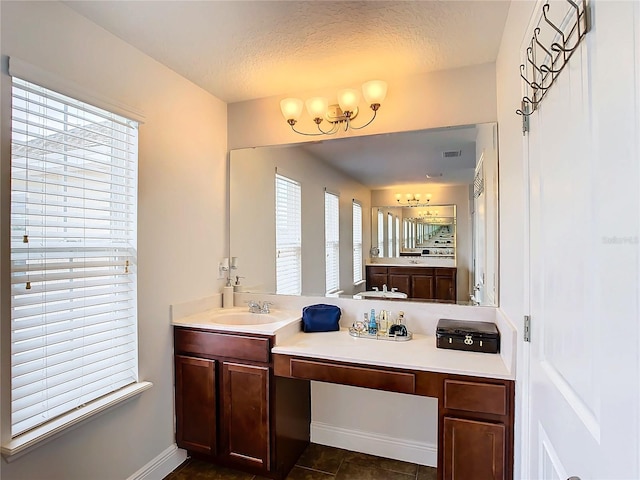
[63,0,511,103]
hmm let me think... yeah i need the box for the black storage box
[436,319,500,354]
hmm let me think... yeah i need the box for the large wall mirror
[229,123,498,306]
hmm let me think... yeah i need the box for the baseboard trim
[311,421,437,467]
[127,443,187,480]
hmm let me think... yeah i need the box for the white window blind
[377,210,384,257]
[275,174,301,295]
[395,216,400,257]
[352,201,362,284]
[387,213,393,259]
[10,77,139,437]
[325,191,340,294]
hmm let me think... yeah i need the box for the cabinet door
[435,275,456,302]
[221,362,270,470]
[388,273,411,296]
[175,355,216,455]
[411,274,434,299]
[443,417,505,480]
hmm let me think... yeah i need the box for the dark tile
[335,462,415,480]
[164,459,254,480]
[295,443,348,475]
[341,451,418,476]
[286,466,336,480]
[417,465,437,480]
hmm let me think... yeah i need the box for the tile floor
[164,443,437,480]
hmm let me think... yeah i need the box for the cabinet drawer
[175,328,270,363]
[444,380,507,415]
[289,359,415,394]
[367,266,388,275]
[389,267,434,276]
[435,268,456,277]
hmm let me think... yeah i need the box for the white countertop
[171,306,302,341]
[272,328,513,380]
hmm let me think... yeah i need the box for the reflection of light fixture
[280,80,387,136]
[396,193,431,205]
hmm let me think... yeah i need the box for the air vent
[442,150,462,158]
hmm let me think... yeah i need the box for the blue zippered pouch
[302,304,341,333]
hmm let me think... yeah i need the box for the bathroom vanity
[366,265,457,302]
[172,306,514,480]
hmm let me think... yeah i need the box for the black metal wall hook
[516,0,590,132]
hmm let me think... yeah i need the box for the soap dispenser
[223,277,234,308]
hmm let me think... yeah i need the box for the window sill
[1,381,153,461]
[353,280,366,287]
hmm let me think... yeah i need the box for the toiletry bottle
[379,310,388,334]
[223,278,234,308]
[368,309,377,335]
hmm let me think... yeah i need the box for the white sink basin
[204,308,298,325]
[356,290,408,299]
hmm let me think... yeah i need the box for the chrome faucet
[247,301,272,314]
[382,284,388,293]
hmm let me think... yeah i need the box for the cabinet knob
[567,477,581,480]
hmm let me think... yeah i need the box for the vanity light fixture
[396,193,432,205]
[280,80,387,136]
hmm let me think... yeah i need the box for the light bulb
[305,97,328,121]
[280,98,304,123]
[337,88,361,114]
[362,80,387,106]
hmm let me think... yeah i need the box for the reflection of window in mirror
[275,174,301,295]
[377,210,384,257]
[395,216,400,257]
[325,191,340,294]
[352,201,363,284]
[387,213,392,257]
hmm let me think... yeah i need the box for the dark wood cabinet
[442,417,506,480]
[174,327,310,479]
[435,269,456,302]
[366,266,388,291]
[221,362,270,469]
[274,355,514,480]
[174,355,216,455]
[366,266,457,302]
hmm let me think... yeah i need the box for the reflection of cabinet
[174,328,310,478]
[365,266,457,302]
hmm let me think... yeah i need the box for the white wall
[0,2,227,479]
[228,63,498,150]
[230,146,371,296]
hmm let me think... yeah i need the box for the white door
[525,2,639,479]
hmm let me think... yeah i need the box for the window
[387,213,393,258]
[275,174,301,295]
[352,201,363,284]
[395,216,400,257]
[377,210,384,257]
[325,191,340,294]
[10,77,139,436]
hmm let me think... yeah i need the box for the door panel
[174,355,216,455]
[221,362,270,470]
[525,2,639,479]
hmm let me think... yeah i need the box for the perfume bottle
[368,308,377,335]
